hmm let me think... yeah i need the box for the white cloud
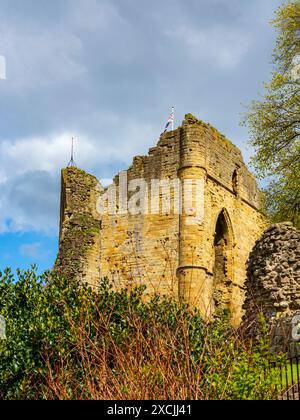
[0,116,157,176]
[0,116,159,234]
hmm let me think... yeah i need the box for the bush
[0,267,282,400]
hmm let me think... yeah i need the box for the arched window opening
[213,210,233,319]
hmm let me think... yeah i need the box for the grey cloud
[0,171,60,234]
[0,0,282,139]
[0,0,282,233]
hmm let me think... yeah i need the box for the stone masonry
[55,114,266,325]
[243,222,300,321]
[243,223,300,355]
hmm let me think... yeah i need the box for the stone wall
[54,168,102,288]
[55,114,266,325]
[243,222,300,322]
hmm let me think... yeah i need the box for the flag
[162,107,175,135]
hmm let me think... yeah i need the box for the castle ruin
[55,114,266,325]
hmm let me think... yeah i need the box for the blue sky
[0,0,283,273]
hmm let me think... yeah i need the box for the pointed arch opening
[213,209,234,318]
[232,170,239,195]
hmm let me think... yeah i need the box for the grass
[270,361,300,396]
[281,363,300,388]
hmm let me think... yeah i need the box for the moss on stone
[184,113,240,153]
[54,167,101,282]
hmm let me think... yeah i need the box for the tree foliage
[245,1,300,227]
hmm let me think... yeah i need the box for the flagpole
[71,137,74,164]
[68,136,76,167]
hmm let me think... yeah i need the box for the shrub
[0,267,282,400]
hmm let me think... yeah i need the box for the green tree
[245,0,300,227]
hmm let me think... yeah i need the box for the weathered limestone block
[243,223,300,322]
[243,223,300,354]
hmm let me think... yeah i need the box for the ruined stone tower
[55,114,266,325]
